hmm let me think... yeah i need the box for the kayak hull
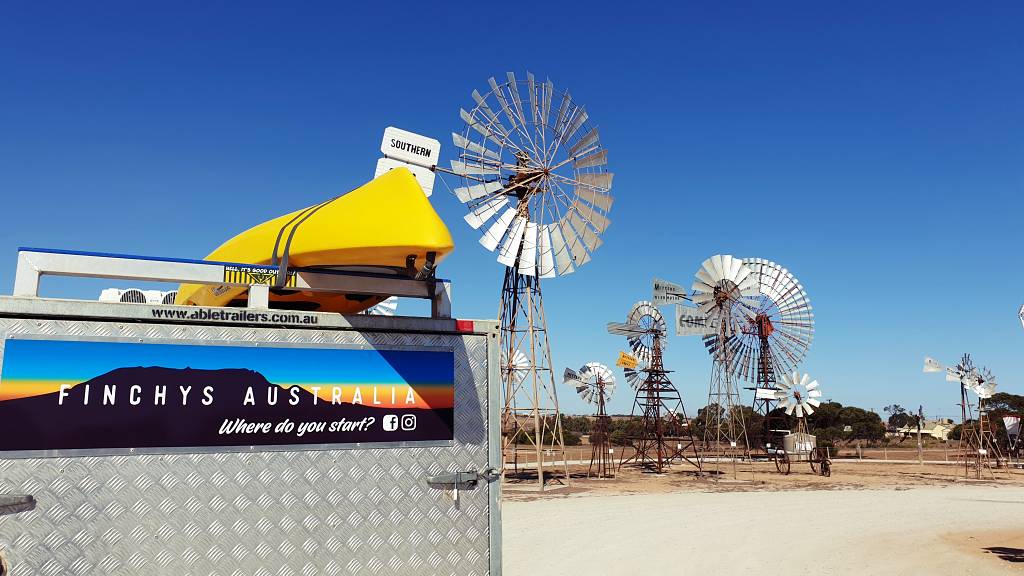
[176,168,454,313]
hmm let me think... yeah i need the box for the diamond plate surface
[0,319,493,575]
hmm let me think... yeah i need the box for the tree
[884,404,911,430]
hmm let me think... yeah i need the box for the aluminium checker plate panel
[0,314,500,575]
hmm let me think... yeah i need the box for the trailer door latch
[426,468,500,503]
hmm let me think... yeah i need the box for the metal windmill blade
[503,349,530,384]
[362,296,398,316]
[565,362,616,406]
[714,258,814,383]
[622,301,667,365]
[450,72,614,277]
[623,361,649,390]
[923,357,945,373]
[972,367,997,399]
[691,255,760,365]
[777,371,823,417]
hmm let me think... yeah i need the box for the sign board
[376,157,436,197]
[381,126,441,168]
[0,338,455,452]
[676,305,711,336]
[616,351,638,369]
[652,278,687,306]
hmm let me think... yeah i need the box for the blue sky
[0,339,453,388]
[1,2,1022,418]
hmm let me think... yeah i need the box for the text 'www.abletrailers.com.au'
[151,307,319,325]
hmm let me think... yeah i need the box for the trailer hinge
[0,494,35,517]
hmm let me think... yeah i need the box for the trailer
[0,248,501,575]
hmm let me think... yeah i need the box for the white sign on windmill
[377,127,441,196]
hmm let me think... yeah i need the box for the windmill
[607,300,700,473]
[723,259,815,455]
[923,354,1001,478]
[1018,304,1024,329]
[771,371,830,475]
[449,72,613,488]
[363,296,398,316]
[689,255,760,478]
[564,362,616,478]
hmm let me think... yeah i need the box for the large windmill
[564,362,616,478]
[449,72,613,488]
[923,354,1001,478]
[689,255,760,478]
[724,259,814,454]
[608,300,700,473]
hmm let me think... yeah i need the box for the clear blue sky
[2,2,1022,419]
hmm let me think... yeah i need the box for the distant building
[890,418,955,441]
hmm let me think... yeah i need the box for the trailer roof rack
[13,247,452,318]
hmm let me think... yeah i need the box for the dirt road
[503,485,1024,575]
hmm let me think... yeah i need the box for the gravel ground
[502,485,1024,575]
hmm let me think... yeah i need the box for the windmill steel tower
[608,301,701,473]
[448,72,614,489]
[924,354,1002,479]
[564,362,616,478]
[689,255,761,479]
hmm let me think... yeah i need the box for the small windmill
[689,255,760,478]
[564,362,616,478]
[608,300,700,473]
[923,354,1001,478]
[363,296,398,316]
[769,372,830,475]
[448,72,614,489]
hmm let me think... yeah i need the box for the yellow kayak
[176,168,454,313]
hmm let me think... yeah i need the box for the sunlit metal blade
[496,216,528,267]
[536,225,556,278]
[755,388,777,400]
[807,398,821,407]
[452,132,500,160]
[574,149,607,169]
[563,106,588,142]
[607,322,647,336]
[489,76,519,129]
[559,219,591,267]
[479,208,516,252]
[569,127,600,157]
[454,180,504,204]
[541,79,553,127]
[802,403,814,416]
[575,185,614,212]
[450,160,499,176]
[571,200,610,232]
[548,223,575,275]
[517,222,538,276]
[808,389,822,398]
[577,172,613,191]
[527,72,539,126]
[463,196,508,229]
[795,404,804,418]
[566,210,602,253]
[461,108,504,147]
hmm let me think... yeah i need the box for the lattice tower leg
[498,267,568,489]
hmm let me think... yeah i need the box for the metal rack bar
[12,248,451,318]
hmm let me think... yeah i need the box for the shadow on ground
[984,547,1024,563]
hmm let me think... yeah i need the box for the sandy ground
[502,463,1024,575]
